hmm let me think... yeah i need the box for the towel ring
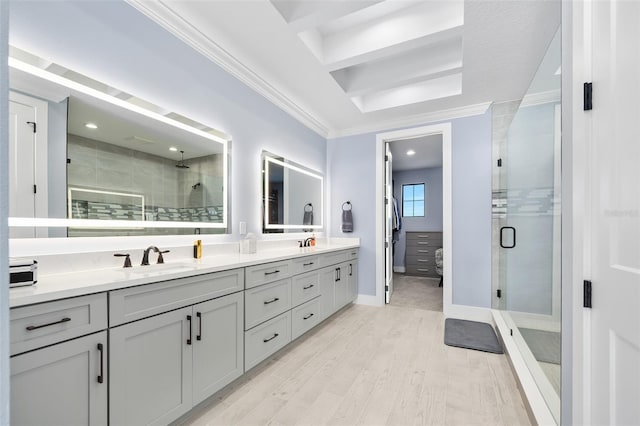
[342,201,352,211]
[304,203,313,212]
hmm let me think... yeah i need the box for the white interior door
[385,143,393,303]
[590,1,640,424]
[8,91,48,238]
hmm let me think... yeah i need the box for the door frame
[375,123,452,310]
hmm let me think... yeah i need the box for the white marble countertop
[10,242,359,308]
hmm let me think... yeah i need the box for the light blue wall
[9,1,326,238]
[328,110,492,308]
[392,167,443,269]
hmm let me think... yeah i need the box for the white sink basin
[119,262,195,275]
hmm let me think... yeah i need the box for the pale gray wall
[47,98,67,237]
[328,110,492,307]
[392,167,443,269]
[9,1,326,240]
[1,0,10,422]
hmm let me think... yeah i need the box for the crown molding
[125,0,330,138]
[520,89,561,107]
[328,102,492,139]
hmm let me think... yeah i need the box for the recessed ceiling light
[169,147,178,152]
[85,122,98,129]
[407,150,416,156]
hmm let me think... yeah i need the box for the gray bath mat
[519,328,561,364]
[444,318,504,354]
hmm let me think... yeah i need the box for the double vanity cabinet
[9,246,358,426]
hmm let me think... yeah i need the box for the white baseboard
[393,266,405,273]
[355,294,383,307]
[443,304,493,323]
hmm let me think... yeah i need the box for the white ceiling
[389,134,443,171]
[128,0,560,137]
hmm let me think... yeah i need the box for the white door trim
[375,123,453,312]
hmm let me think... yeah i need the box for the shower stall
[492,27,561,423]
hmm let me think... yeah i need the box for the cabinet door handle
[26,317,71,331]
[303,284,315,290]
[303,262,314,266]
[263,333,279,343]
[349,264,353,276]
[264,297,280,305]
[196,312,202,341]
[187,315,192,345]
[264,270,280,275]
[303,313,314,320]
[97,343,104,384]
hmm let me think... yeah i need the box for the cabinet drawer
[406,255,436,267]
[10,293,107,356]
[406,239,442,248]
[291,298,321,340]
[245,260,291,289]
[406,265,440,277]
[245,279,292,330]
[245,311,291,370]
[110,269,244,326]
[347,248,359,260]
[291,255,320,275]
[406,232,442,241]
[291,271,320,307]
[319,250,349,267]
[405,246,437,257]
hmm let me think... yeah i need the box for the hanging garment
[341,201,353,232]
[392,197,401,232]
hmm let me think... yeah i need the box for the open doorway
[375,123,452,313]
[387,135,444,311]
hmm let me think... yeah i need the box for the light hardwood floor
[390,274,443,312]
[180,303,531,426]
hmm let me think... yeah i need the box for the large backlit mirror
[8,47,229,238]
[262,151,323,233]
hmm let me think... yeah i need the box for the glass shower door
[496,27,561,422]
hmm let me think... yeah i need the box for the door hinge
[67,158,71,164]
[497,158,502,167]
[584,82,593,111]
[33,185,37,194]
[583,280,592,308]
[496,289,502,298]
[385,242,389,248]
[385,285,389,292]
[385,197,388,205]
[26,121,36,133]
[385,155,389,161]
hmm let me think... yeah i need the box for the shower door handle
[500,226,516,248]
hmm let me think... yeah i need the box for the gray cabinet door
[192,292,244,405]
[110,307,193,426]
[318,267,336,321]
[334,263,349,310]
[11,331,108,426]
[347,260,359,303]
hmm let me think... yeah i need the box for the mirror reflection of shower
[176,150,190,169]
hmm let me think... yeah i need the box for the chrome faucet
[141,246,170,265]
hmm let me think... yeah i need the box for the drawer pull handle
[264,297,280,305]
[418,259,428,262]
[97,343,104,384]
[263,333,279,343]
[264,270,280,275]
[303,262,314,266]
[418,250,429,253]
[26,317,71,331]
[303,313,314,320]
[417,242,429,245]
[196,312,202,341]
[417,269,429,272]
[187,315,192,345]
[418,235,429,238]
[303,284,315,290]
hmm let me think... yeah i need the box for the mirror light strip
[8,57,229,145]
[8,217,226,229]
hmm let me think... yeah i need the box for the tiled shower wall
[67,134,223,222]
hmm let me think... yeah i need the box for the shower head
[176,150,190,169]
[192,182,201,190]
